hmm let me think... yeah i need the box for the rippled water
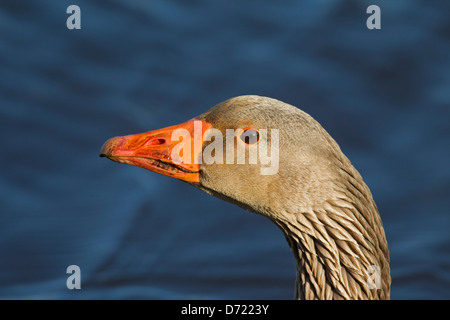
[0,0,449,299]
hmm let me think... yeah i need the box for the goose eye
[239,127,260,145]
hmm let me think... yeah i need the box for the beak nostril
[147,138,166,146]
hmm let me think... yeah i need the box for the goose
[100,95,390,300]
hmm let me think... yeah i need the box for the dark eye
[239,127,260,145]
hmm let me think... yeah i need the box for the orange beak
[100,117,211,183]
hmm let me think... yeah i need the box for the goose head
[100,95,390,299]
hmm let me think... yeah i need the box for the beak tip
[100,137,120,159]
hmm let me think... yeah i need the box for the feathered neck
[274,162,390,300]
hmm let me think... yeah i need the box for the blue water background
[0,0,449,299]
